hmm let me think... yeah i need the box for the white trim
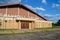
[0,17,52,23]
[6,7,8,16]
[5,18,14,20]
[28,11,29,18]
[18,7,19,17]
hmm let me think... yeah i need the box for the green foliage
[56,20,60,26]
[52,19,60,28]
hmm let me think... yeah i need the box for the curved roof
[0,3,47,21]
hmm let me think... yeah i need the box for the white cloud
[52,4,60,8]
[25,5,34,10]
[35,7,45,11]
[42,0,47,4]
[25,5,45,11]
[56,4,60,7]
[44,14,60,17]
[44,14,60,23]
[44,14,53,17]
[25,5,36,12]
[7,0,21,3]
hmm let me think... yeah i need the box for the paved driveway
[0,30,60,40]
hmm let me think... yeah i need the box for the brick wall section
[0,8,6,15]
[28,11,35,18]
[20,7,45,20]
[7,7,18,16]
[20,8,28,18]
[0,6,45,21]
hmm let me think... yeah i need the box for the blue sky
[0,0,60,23]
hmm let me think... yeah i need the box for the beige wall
[5,20,19,29]
[0,20,34,29]
[0,19,3,29]
[34,21,52,28]
[0,19,52,29]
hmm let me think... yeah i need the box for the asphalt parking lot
[0,30,60,40]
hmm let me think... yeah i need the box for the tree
[56,19,60,26]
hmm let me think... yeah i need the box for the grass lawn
[0,26,60,35]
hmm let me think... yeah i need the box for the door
[21,21,29,29]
